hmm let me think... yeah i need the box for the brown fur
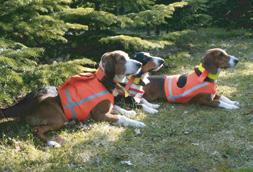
[141,61,157,73]
[202,48,231,73]
[0,50,134,144]
[144,48,236,107]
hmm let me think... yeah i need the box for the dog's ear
[201,53,218,74]
[101,52,116,80]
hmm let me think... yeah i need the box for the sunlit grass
[1,28,253,172]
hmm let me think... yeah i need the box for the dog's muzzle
[125,59,142,75]
[229,56,239,67]
[153,57,165,71]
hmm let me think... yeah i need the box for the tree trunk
[155,25,160,35]
[146,27,151,36]
[95,1,100,10]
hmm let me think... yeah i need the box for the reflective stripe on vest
[64,88,110,120]
[166,77,209,102]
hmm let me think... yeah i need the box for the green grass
[1,28,253,172]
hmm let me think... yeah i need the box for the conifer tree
[0,0,87,57]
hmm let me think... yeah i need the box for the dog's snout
[159,59,165,65]
[229,55,239,67]
[125,59,142,75]
[234,58,239,64]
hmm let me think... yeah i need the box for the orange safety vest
[58,69,114,121]
[164,71,217,103]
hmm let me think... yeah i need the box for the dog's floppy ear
[201,53,218,74]
[101,52,116,80]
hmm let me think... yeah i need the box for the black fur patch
[177,74,187,88]
[115,95,142,109]
[133,52,152,65]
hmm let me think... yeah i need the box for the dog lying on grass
[113,52,164,116]
[0,50,146,148]
[143,48,240,109]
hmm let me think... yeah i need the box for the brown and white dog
[0,50,146,148]
[113,52,165,116]
[143,48,240,109]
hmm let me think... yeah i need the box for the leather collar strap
[125,75,146,89]
[125,76,135,90]
[96,67,129,97]
[124,75,147,97]
[197,63,219,81]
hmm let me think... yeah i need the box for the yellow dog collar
[197,63,219,80]
[127,76,141,84]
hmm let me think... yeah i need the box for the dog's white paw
[219,101,240,110]
[142,104,158,114]
[123,110,137,118]
[116,116,146,128]
[132,121,146,128]
[47,140,61,148]
[145,108,158,114]
[220,96,240,107]
[141,98,160,109]
[231,101,240,106]
[219,101,239,110]
[150,103,160,109]
[228,104,240,110]
[113,105,137,117]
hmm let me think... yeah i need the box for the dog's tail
[0,91,39,119]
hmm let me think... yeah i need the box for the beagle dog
[0,50,146,148]
[113,52,165,116]
[143,48,240,109]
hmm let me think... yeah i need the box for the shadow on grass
[1,28,253,171]
[1,64,252,171]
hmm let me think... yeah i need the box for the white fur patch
[125,59,142,75]
[141,73,150,85]
[153,56,164,67]
[114,75,127,83]
[114,50,129,59]
[229,56,238,67]
[47,140,61,148]
[40,86,58,100]
[218,100,239,109]
[116,115,145,128]
[220,95,240,106]
[141,104,159,114]
[113,105,137,118]
[153,64,164,72]
[45,86,58,97]
[141,98,160,109]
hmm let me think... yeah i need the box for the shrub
[99,35,172,52]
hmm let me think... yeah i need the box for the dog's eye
[142,57,151,65]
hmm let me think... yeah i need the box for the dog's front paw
[229,104,240,110]
[232,101,240,106]
[146,108,158,114]
[47,140,61,148]
[150,103,160,109]
[133,121,146,128]
[123,110,137,118]
[142,104,158,114]
[224,104,240,110]
[219,101,240,110]
[116,116,146,128]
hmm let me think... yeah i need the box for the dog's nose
[163,62,168,67]
[159,59,165,66]
[234,58,239,64]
